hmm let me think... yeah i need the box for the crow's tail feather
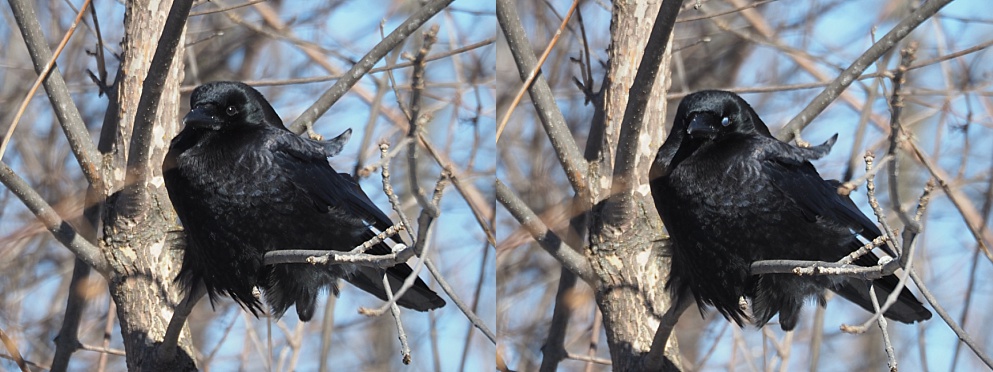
[346,265,446,311]
[832,252,931,323]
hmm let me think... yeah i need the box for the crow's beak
[686,115,718,138]
[184,107,219,130]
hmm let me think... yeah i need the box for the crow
[163,81,445,321]
[650,90,931,331]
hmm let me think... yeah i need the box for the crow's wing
[758,138,930,322]
[758,137,888,254]
[273,133,395,238]
[271,132,445,311]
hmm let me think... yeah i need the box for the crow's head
[674,90,772,141]
[184,81,284,131]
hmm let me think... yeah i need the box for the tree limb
[287,0,454,133]
[495,179,595,283]
[122,0,193,217]
[777,0,954,142]
[7,0,102,187]
[0,161,110,274]
[613,0,684,180]
[496,0,588,193]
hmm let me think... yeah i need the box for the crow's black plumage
[650,90,931,331]
[163,81,444,321]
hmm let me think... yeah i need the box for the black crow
[650,90,931,331]
[163,81,445,321]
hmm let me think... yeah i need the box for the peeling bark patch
[639,131,653,159]
[606,254,624,270]
[149,238,165,258]
[150,175,165,188]
[636,183,651,197]
[152,122,167,149]
[120,246,138,262]
[636,249,651,266]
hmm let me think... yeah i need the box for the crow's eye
[720,117,730,127]
[225,106,238,116]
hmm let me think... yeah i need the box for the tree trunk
[587,0,681,369]
[100,0,192,369]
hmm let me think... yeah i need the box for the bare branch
[7,0,102,187]
[407,25,442,218]
[287,0,454,133]
[886,42,921,229]
[0,326,29,372]
[613,0,684,180]
[495,179,595,283]
[262,245,416,267]
[0,161,109,273]
[157,283,205,363]
[380,275,412,364]
[644,299,691,370]
[496,0,580,142]
[122,0,193,218]
[538,270,578,372]
[750,259,895,279]
[909,270,993,369]
[777,0,954,141]
[425,259,496,344]
[496,0,588,193]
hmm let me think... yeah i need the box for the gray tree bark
[99,0,194,370]
[586,1,681,369]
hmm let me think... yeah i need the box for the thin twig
[0,161,109,273]
[495,0,579,142]
[96,300,116,372]
[904,137,993,263]
[887,42,921,229]
[909,270,993,369]
[837,154,893,196]
[380,142,417,243]
[417,135,496,246]
[567,352,612,365]
[187,38,496,92]
[750,259,893,279]
[495,179,594,282]
[189,0,266,16]
[360,173,448,316]
[349,224,407,254]
[864,152,902,256]
[424,258,496,344]
[777,0,954,141]
[78,344,127,357]
[675,0,779,23]
[407,25,442,218]
[381,274,412,364]
[0,326,28,372]
[841,186,929,335]
[1,0,91,163]
[496,0,588,193]
[869,286,899,371]
[357,137,412,178]
[263,244,416,267]
[583,308,604,372]
[288,0,454,133]
[6,0,102,186]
